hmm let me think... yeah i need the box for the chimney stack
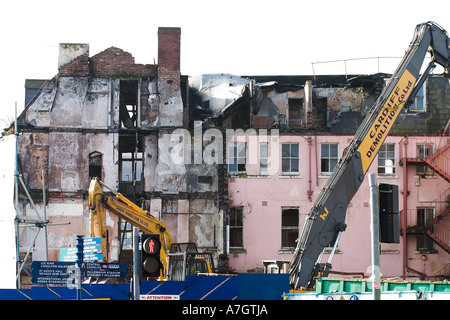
[158,27,181,85]
[157,27,183,127]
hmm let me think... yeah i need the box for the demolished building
[189,72,449,278]
[16,28,229,280]
[15,26,449,285]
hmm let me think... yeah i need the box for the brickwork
[158,27,181,71]
[58,54,90,76]
[90,47,156,78]
[157,27,183,127]
[56,29,179,80]
[158,27,181,88]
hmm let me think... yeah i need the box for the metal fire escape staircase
[426,198,450,254]
[403,143,450,183]
[423,143,450,183]
[400,130,450,254]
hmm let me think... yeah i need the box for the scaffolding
[13,103,70,289]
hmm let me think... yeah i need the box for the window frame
[377,143,396,176]
[281,143,300,174]
[119,218,133,250]
[259,142,269,175]
[281,207,299,251]
[320,143,339,175]
[120,151,143,182]
[229,206,244,249]
[416,143,434,176]
[416,207,435,251]
[409,83,426,112]
[228,142,247,173]
[288,98,304,128]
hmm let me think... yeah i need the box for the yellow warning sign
[357,69,416,173]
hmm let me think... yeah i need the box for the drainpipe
[226,224,230,255]
[304,81,314,202]
[315,136,319,187]
[307,137,313,202]
[402,137,408,279]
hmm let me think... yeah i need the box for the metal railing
[405,207,450,249]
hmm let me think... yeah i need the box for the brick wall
[90,47,155,78]
[56,29,180,79]
[58,54,90,76]
[58,46,156,78]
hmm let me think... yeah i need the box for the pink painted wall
[228,133,449,279]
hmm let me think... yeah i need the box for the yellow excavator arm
[88,178,173,275]
[289,21,450,289]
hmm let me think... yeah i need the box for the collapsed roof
[188,73,388,122]
[188,73,280,121]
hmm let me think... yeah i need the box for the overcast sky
[1,0,449,124]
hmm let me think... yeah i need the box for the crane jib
[357,69,416,174]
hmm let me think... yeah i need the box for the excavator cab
[186,256,212,276]
[168,243,214,280]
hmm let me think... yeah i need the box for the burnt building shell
[16,29,228,272]
[14,26,450,280]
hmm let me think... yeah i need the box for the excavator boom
[88,178,214,280]
[289,22,450,289]
[89,178,172,274]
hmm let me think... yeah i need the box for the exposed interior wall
[17,27,225,272]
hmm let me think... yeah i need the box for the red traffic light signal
[141,234,162,277]
[143,236,161,255]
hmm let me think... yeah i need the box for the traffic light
[141,234,162,277]
[379,184,400,243]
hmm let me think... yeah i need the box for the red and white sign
[140,294,180,300]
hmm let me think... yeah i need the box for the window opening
[321,143,338,174]
[282,143,299,173]
[409,83,425,112]
[119,133,143,196]
[119,80,139,129]
[416,143,434,176]
[416,207,435,250]
[378,143,396,175]
[228,143,246,173]
[119,218,133,250]
[260,142,269,174]
[288,98,303,128]
[89,152,102,179]
[281,208,299,250]
[229,207,244,248]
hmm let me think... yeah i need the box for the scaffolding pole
[14,103,69,288]
[14,102,20,289]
